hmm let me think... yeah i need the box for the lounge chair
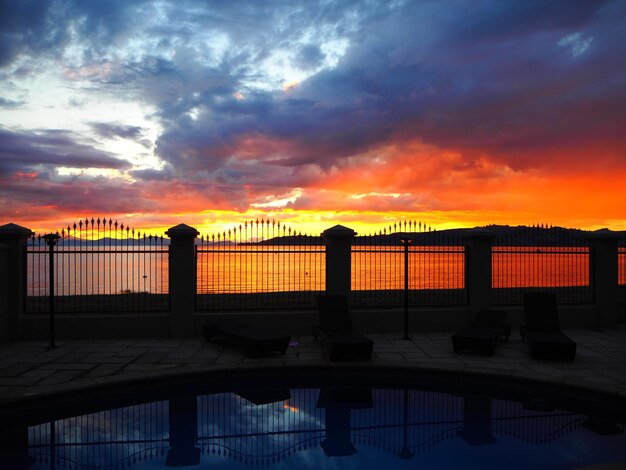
[521,292,576,360]
[452,309,510,356]
[313,295,373,361]
[203,318,291,358]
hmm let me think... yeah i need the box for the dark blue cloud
[151,0,625,178]
[0,127,131,176]
[90,122,143,140]
[0,97,25,108]
[0,0,61,67]
[2,0,625,188]
[295,45,326,70]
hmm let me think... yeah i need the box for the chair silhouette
[452,309,510,356]
[521,292,576,360]
[203,318,290,358]
[313,295,373,361]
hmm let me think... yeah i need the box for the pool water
[2,370,626,469]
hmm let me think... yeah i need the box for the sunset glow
[1,1,625,235]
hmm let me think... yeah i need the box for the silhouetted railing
[617,237,626,322]
[195,220,324,311]
[21,219,616,315]
[492,225,592,305]
[491,399,586,444]
[351,221,466,307]
[23,389,607,469]
[25,218,169,313]
[28,400,169,469]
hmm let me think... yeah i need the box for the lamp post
[42,233,61,350]
[400,237,413,340]
[397,389,415,460]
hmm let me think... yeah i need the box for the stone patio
[2,326,626,407]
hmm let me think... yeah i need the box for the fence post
[0,223,34,342]
[0,243,8,344]
[587,232,621,329]
[463,230,496,313]
[166,224,199,337]
[322,225,356,299]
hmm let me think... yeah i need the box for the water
[3,373,626,470]
[25,246,609,297]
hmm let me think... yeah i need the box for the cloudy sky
[1,0,625,234]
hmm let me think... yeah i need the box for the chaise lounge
[313,295,374,361]
[203,318,291,358]
[452,309,510,356]
[521,292,576,360]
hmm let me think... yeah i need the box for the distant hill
[28,236,170,246]
[255,225,625,246]
[27,225,625,247]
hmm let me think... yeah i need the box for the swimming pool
[1,368,625,469]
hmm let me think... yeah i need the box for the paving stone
[79,354,133,364]
[133,352,170,364]
[1,328,626,402]
[21,369,58,379]
[33,371,84,386]
[51,353,89,363]
[82,364,124,378]
[0,377,42,387]
[0,363,35,377]
[38,363,96,370]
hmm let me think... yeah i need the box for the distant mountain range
[247,225,625,246]
[28,225,625,247]
[28,236,171,246]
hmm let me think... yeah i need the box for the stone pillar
[0,244,8,344]
[165,224,199,337]
[463,230,496,313]
[166,396,200,467]
[0,223,34,342]
[322,225,356,298]
[587,232,621,329]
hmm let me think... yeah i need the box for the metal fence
[195,220,325,311]
[22,218,614,314]
[24,389,601,469]
[25,218,169,313]
[492,225,592,305]
[617,236,626,323]
[28,400,169,469]
[351,221,466,307]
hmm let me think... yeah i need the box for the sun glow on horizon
[15,207,626,240]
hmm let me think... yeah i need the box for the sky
[1,0,625,236]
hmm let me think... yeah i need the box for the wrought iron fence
[28,400,169,469]
[491,225,592,305]
[25,218,169,313]
[25,389,601,470]
[351,221,466,307]
[195,219,325,311]
[617,235,626,323]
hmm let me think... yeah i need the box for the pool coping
[2,361,626,422]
